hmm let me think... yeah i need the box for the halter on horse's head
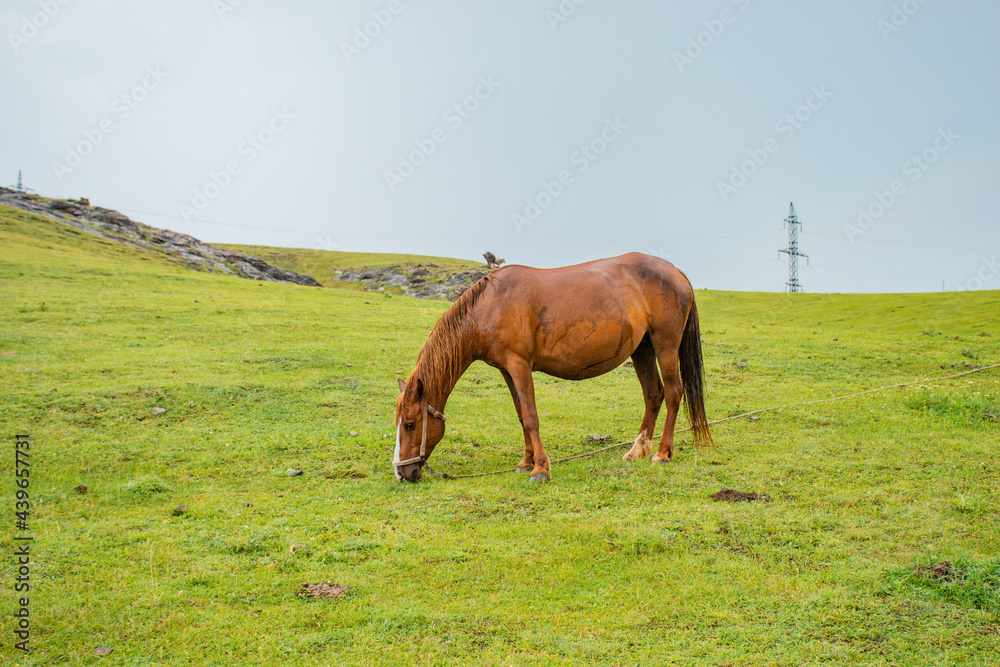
[393,377,447,482]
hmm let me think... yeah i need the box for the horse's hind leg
[623,334,663,462]
[500,369,535,473]
[650,343,683,464]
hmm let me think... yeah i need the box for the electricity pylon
[778,202,808,293]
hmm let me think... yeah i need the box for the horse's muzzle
[396,462,423,483]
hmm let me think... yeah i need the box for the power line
[808,264,945,284]
[88,204,978,282]
[118,207,781,245]
[805,230,1000,256]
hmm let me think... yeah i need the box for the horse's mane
[410,272,493,392]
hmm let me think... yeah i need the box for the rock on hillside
[0,187,321,286]
[337,264,489,301]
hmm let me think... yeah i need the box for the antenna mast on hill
[16,170,23,191]
[778,202,808,293]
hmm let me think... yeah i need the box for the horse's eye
[404,422,415,432]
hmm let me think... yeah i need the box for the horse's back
[477,253,693,377]
[491,252,691,306]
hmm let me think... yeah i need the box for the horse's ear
[397,378,406,393]
[414,377,424,399]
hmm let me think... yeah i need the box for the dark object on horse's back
[393,253,712,483]
[483,251,505,269]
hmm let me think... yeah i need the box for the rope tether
[422,362,1000,480]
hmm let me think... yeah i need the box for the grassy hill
[2,204,999,665]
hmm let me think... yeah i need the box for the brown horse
[393,252,711,483]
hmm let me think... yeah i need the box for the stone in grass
[348,431,359,436]
[288,469,304,477]
[95,647,114,656]
[297,582,350,599]
[588,434,612,442]
[710,488,770,503]
[171,504,187,516]
[151,407,167,414]
[75,485,88,494]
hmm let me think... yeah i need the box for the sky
[2,0,999,293]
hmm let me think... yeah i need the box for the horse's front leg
[503,359,550,482]
[500,369,534,474]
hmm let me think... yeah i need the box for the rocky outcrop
[337,265,489,301]
[0,187,321,286]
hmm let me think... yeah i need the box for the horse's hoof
[515,466,532,474]
[624,435,652,461]
[529,472,549,483]
[651,456,671,465]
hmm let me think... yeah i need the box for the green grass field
[2,205,999,666]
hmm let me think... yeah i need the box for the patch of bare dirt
[710,488,770,502]
[914,561,965,583]
[297,582,351,599]
[977,623,999,636]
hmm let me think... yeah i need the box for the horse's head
[393,377,446,483]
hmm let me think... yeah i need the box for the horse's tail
[678,297,713,447]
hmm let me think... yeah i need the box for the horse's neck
[417,325,477,410]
